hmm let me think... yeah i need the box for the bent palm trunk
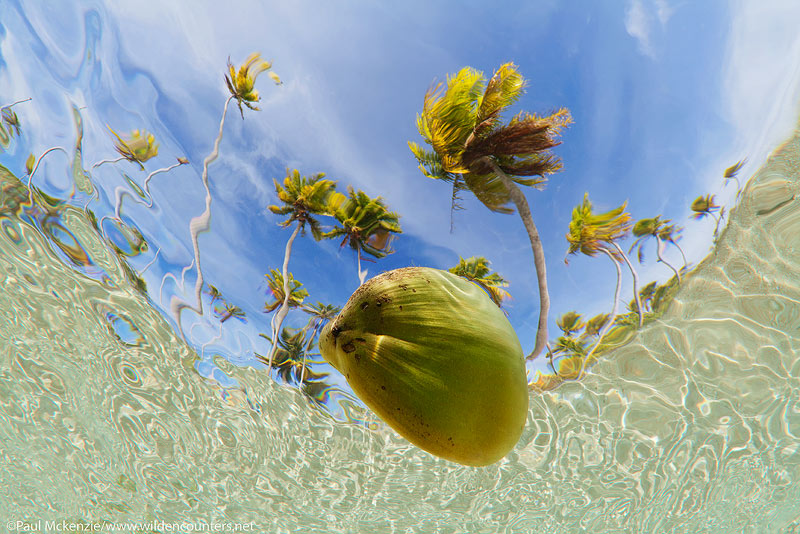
[610,241,643,327]
[485,158,549,360]
[584,247,623,370]
[655,235,681,282]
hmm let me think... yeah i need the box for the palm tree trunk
[585,247,622,363]
[672,241,688,270]
[268,222,303,370]
[113,159,186,219]
[357,251,367,285]
[169,95,234,340]
[655,235,681,282]
[484,158,549,360]
[27,146,68,204]
[609,241,643,327]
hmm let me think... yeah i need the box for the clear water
[2,2,800,533]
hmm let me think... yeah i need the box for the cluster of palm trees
[3,54,752,406]
[262,168,402,376]
[409,62,572,361]
[408,62,748,389]
[536,158,745,387]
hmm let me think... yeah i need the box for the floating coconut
[319,267,529,466]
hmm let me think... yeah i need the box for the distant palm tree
[225,52,282,118]
[0,98,30,142]
[723,159,746,191]
[214,302,246,323]
[324,186,402,285]
[566,193,642,333]
[584,313,611,337]
[266,169,342,369]
[170,53,280,340]
[106,128,159,170]
[637,280,659,313]
[690,194,724,236]
[556,311,585,336]
[629,216,681,282]
[205,284,223,304]
[256,329,307,384]
[299,301,341,382]
[256,328,329,386]
[263,269,308,313]
[409,62,572,360]
[448,256,511,307]
[657,222,688,270]
[690,194,721,222]
[1,108,21,137]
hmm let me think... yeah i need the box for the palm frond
[462,171,514,213]
[448,256,511,306]
[263,269,308,313]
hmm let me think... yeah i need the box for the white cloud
[625,0,656,58]
[655,0,674,24]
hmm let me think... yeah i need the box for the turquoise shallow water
[3,2,800,533]
[1,122,799,532]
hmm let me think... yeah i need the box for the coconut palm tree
[629,216,682,282]
[265,169,342,369]
[566,193,642,337]
[263,269,308,313]
[448,256,511,307]
[214,302,246,323]
[225,53,281,118]
[1,108,21,138]
[409,62,572,360]
[690,194,725,237]
[723,159,746,191]
[637,280,659,313]
[0,98,30,143]
[298,302,341,382]
[205,284,223,304]
[103,128,159,170]
[170,53,280,341]
[324,186,402,285]
[690,194,721,222]
[256,329,307,384]
[549,313,589,380]
[657,222,688,270]
[256,328,330,387]
[584,313,611,337]
[556,311,585,336]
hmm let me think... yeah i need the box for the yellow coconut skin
[319,267,528,466]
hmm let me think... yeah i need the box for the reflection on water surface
[2,1,800,532]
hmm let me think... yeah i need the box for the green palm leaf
[448,256,511,307]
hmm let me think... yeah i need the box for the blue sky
[2,1,800,383]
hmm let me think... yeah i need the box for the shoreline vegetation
[0,56,756,420]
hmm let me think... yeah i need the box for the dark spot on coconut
[375,301,381,307]
[331,325,341,339]
[399,283,408,291]
[412,288,416,293]
[381,385,386,390]
[354,337,366,344]
[360,302,369,311]
[399,305,403,311]
[342,342,355,354]
[354,353,361,363]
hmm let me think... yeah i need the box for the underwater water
[3,1,800,533]
[2,126,800,532]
